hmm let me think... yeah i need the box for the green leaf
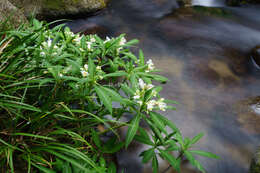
[121,83,135,96]
[150,112,167,134]
[141,148,154,163]
[152,155,159,173]
[103,71,128,78]
[31,162,56,173]
[91,129,101,148]
[189,150,219,159]
[0,100,41,112]
[125,114,141,148]
[191,133,204,145]
[123,52,137,61]
[88,57,95,79]
[95,85,112,114]
[108,162,116,173]
[155,112,180,134]
[158,149,180,172]
[125,39,139,46]
[134,128,154,146]
[12,133,55,141]
[139,50,145,66]
[130,73,138,90]
[184,151,205,173]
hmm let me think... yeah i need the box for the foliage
[0,19,218,172]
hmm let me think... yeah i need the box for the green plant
[0,19,218,173]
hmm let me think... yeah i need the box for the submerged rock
[8,0,107,19]
[234,96,260,134]
[251,46,260,69]
[250,147,260,173]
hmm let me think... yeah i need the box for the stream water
[68,0,260,172]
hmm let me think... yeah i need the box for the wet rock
[234,96,260,134]
[251,46,260,69]
[79,23,108,38]
[177,0,192,7]
[226,0,241,6]
[226,0,260,6]
[0,0,27,28]
[249,147,260,173]
[8,0,107,19]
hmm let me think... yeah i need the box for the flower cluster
[86,36,96,51]
[145,59,155,72]
[40,37,60,56]
[133,79,167,112]
[80,64,89,77]
[80,63,104,80]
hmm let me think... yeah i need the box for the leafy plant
[0,19,218,173]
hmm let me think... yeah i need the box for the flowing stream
[68,0,260,172]
[192,0,226,6]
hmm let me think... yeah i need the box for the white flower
[157,98,167,111]
[138,79,154,90]
[79,48,84,52]
[59,73,63,77]
[119,37,126,46]
[80,64,89,77]
[152,90,157,97]
[104,36,111,43]
[139,79,145,90]
[87,42,92,50]
[137,100,143,106]
[65,30,75,37]
[133,95,140,100]
[96,66,101,71]
[81,70,89,77]
[90,37,96,43]
[147,84,154,90]
[73,35,82,44]
[133,90,141,100]
[146,59,155,72]
[40,51,45,56]
[84,64,88,70]
[147,100,156,111]
[46,37,52,47]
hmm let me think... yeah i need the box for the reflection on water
[192,0,226,7]
[68,1,260,172]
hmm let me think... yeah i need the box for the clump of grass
[0,19,218,172]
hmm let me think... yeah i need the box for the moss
[42,0,106,10]
[192,6,232,17]
[43,0,66,10]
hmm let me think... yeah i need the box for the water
[68,1,260,172]
[192,0,226,7]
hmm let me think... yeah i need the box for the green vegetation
[0,19,218,172]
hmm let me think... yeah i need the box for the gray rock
[0,0,27,28]
[9,0,107,19]
[251,46,260,69]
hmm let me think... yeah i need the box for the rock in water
[251,46,260,69]
[250,147,260,173]
[8,0,107,19]
[226,0,241,6]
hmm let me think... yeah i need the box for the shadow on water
[67,0,260,172]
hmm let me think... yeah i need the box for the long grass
[0,19,218,173]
